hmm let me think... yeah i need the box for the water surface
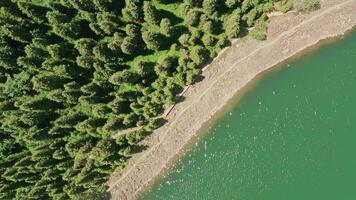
[141,30,356,200]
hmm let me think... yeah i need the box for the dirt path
[108,0,356,199]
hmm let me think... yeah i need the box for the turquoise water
[141,30,356,200]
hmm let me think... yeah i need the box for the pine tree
[93,0,113,11]
[96,12,121,35]
[226,9,241,38]
[185,9,201,26]
[17,2,49,23]
[122,0,143,22]
[190,45,209,65]
[160,18,171,36]
[142,31,163,51]
[67,0,96,12]
[121,36,138,55]
[202,0,218,15]
[143,1,159,25]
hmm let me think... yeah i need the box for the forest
[0,0,318,199]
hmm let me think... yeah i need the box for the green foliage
[225,0,239,9]
[121,36,138,55]
[185,9,201,26]
[202,0,218,15]
[0,0,290,199]
[202,34,216,46]
[17,2,49,23]
[202,20,216,34]
[184,0,203,7]
[122,0,143,22]
[96,12,121,35]
[226,9,241,39]
[276,0,294,13]
[250,20,268,41]
[1,72,31,97]
[109,70,138,85]
[179,33,190,47]
[160,18,172,36]
[143,1,159,25]
[142,31,164,51]
[120,24,141,55]
[190,45,209,65]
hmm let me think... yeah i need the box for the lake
[141,29,356,200]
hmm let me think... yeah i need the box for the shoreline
[108,1,356,199]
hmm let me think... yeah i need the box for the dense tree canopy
[0,0,307,199]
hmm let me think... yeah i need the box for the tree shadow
[156,117,168,127]
[160,25,188,49]
[174,95,185,104]
[211,20,224,35]
[158,9,183,25]
[194,74,205,83]
[238,27,249,38]
[101,193,111,200]
[132,144,149,154]
[171,25,189,39]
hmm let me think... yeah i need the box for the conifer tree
[142,31,163,51]
[226,9,241,38]
[202,0,218,15]
[160,18,171,36]
[143,1,159,25]
[17,2,49,23]
[122,0,143,22]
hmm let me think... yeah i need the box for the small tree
[133,61,153,77]
[184,0,202,7]
[96,12,120,35]
[47,43,75,59]
[160,18,171,36]
[17,2,49,23]
[125,24,141,38]
[190,45,208,65]
[67,0,96,12]
[121,36,138,55]
[142,31,163,51]
[143,1,159,25]
[93,0,113,11]
[226,10,241,39]
[122,0,143,22]
[185,10,200,27]
[179,34,190,47]
[244,8,257,27]
[225,0,239,9]
[107,32,123,52]
[75,38,96,56]
[275,0,294,13]
[202,20,216,34]
[294,0,320,12]
[202,0,218,15]
[2,72,31,98]
[157,55,177,70]
[202,34,216,46]
[189,29,202,45]
[53,21,81,41]
[109,70,138,85]
[250,21,267,41]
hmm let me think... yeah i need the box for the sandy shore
[108,0,356,199]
